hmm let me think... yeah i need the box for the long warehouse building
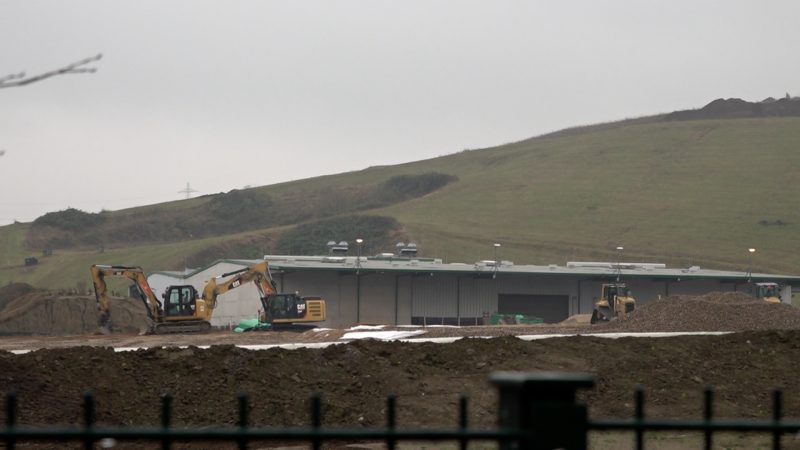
[148,255,800,329]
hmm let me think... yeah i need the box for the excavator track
[148,320,212,335]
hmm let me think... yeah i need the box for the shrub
[32,208,105,231]
[377,172,458,204]
[276,215,404,255]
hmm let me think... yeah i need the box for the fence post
[490,371,594,450]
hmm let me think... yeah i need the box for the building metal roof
[151,255,800,286]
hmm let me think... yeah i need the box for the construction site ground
[3,287,800,449]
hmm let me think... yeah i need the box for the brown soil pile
[1,332,800,438]
[1,285,800,449]
[0,284,147,336]
[598,291,800,332]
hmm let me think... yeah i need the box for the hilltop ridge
[2,97,799,290]
[667,95,800,121]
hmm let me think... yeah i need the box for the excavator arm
[90,264,163,334]
[200,260,326,328]
[201,261,277,310]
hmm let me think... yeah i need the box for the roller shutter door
[498,294,569,323]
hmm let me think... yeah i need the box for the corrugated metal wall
[665,279,729,296]
[281,271,352,327]
[457,276,497,319]
[396,276,413,324]
[359,273,397,325]
[411,274,459,318]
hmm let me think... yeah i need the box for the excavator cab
[591,283,636,324]
[163,285,199,317]
[260,293,327,325]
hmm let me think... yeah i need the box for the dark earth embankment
[1,289,800,449]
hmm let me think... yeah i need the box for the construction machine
[205,261,326,327]
[90,264,213,334]
[754,282,782,304]
[590,283,636,324]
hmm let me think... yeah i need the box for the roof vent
[329,241,349,255]
[397,242,418,257]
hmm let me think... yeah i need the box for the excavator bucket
[97,312,112,335]
[590,306,614,324]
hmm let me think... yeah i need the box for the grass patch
[3,115,800,289]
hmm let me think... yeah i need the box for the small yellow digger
[590,283,636,324]
[754,282,781,304]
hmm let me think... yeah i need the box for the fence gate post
[491,371,594,450]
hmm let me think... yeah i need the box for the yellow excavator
[90,264,213,334]
[590,282,636,324]
[206,261,327,327]
[754,282,781,304]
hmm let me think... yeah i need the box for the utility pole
[493,243,501,279]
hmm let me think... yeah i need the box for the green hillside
[2,114,800,290]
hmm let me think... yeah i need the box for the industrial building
[148,250,800,329]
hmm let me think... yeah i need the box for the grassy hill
[2,112,800,291]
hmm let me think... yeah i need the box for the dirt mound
[2,290,800,449]
[598,291,800,332]
[0,290,148,336]
[2,331,800,431]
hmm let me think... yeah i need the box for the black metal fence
[3,371,800,449]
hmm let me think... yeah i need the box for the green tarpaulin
[233,318,271,333]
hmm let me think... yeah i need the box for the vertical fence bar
[311,394,321,450]
[491,371,594,450]
[83,392,95,450]
[459,396,468,450]
[387,395,396,450]
[773,390,782,450]
[5,392,16,450]
[161,393,172,450]
[703,387,713,450]
[238,394,249,450]
[634,387,644,450]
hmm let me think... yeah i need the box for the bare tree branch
[0,54,102,88]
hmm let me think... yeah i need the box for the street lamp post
[615,246,624,282]
[493,243,501,279]
[747,248,756,283]
[356,238,363,323]
[355,238,363,274]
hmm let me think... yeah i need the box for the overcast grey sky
[1,1,798,225]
